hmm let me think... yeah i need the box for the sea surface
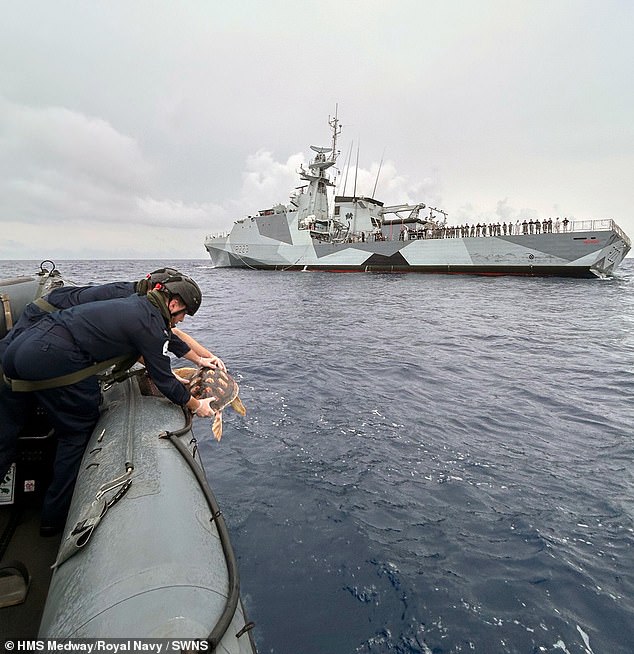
[2,259,634,654]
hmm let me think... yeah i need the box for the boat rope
[230,249,261,271]
[94,373,137,500]
[231,244,307,272]
[100,363,146,391]
[95,470,133,500]
[278,256,305,272]
[56,478,132,560]
[159,411,243,651]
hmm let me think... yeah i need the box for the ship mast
[328,106,341,163]
[296,114,340,226]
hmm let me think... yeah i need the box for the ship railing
[614,221,632,246]
[207,218,630,246]
[570,219,610,233]
[572,219,631,245]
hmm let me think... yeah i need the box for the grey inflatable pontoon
[39,372,255,650]
[0,261,63,339]
[0,263,256,650]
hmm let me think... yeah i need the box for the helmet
[136,267,182,295]
[161,274,202,316]
[147,267,181,286]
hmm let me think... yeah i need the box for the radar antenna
[328,105,342,163]
[372,147,386,199]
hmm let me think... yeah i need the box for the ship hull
[205,215,630,278]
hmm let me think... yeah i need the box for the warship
[205,116,630,278]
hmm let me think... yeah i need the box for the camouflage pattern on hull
[205,215,630,278]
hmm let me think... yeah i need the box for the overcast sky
[1,0,632,259]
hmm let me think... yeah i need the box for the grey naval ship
[205,116,631,277]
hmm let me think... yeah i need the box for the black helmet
[161,274,202,316]
[136,267,182,295]
[148,267,181,286]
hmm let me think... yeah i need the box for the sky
[1,0,633,259]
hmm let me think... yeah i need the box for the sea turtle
[174,366,246,441]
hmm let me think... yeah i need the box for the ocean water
[2,259,633,654]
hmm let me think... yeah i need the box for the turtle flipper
[174,367,197,382]
[212,411,223,441]
[230,396,246,416]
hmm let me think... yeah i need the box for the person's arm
[186,395,218,418]
[173,328,226,371]
[137,332,219,418]
[182,348,226,371]
[172,328,211,356]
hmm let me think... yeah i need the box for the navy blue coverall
[0,283,190,483]
[0,282,136,360]
[0,292,192,530]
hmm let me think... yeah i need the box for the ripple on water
[4,261,632,653]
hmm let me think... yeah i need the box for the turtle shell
[174,366,246,441]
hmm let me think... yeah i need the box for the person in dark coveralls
[0,267,225,368]
[0,268,224,502]
[1,273,218,536]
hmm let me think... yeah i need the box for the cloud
[0,97,229,237]
[495,198,514,222]
[1,97,150,186]
[0,218,206,260]
[1,97,330,252]
[0,98,149,223]
[1,1,633,260]
[136,197,227,229]
[220,149,448,230]
[238,149,305,212]
[1,79,630,259]
[451,197,546,227]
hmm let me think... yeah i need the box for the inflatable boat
[0,263,256,651]
[0,260,64,339]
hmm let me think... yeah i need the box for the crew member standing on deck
[1,274,218,536]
